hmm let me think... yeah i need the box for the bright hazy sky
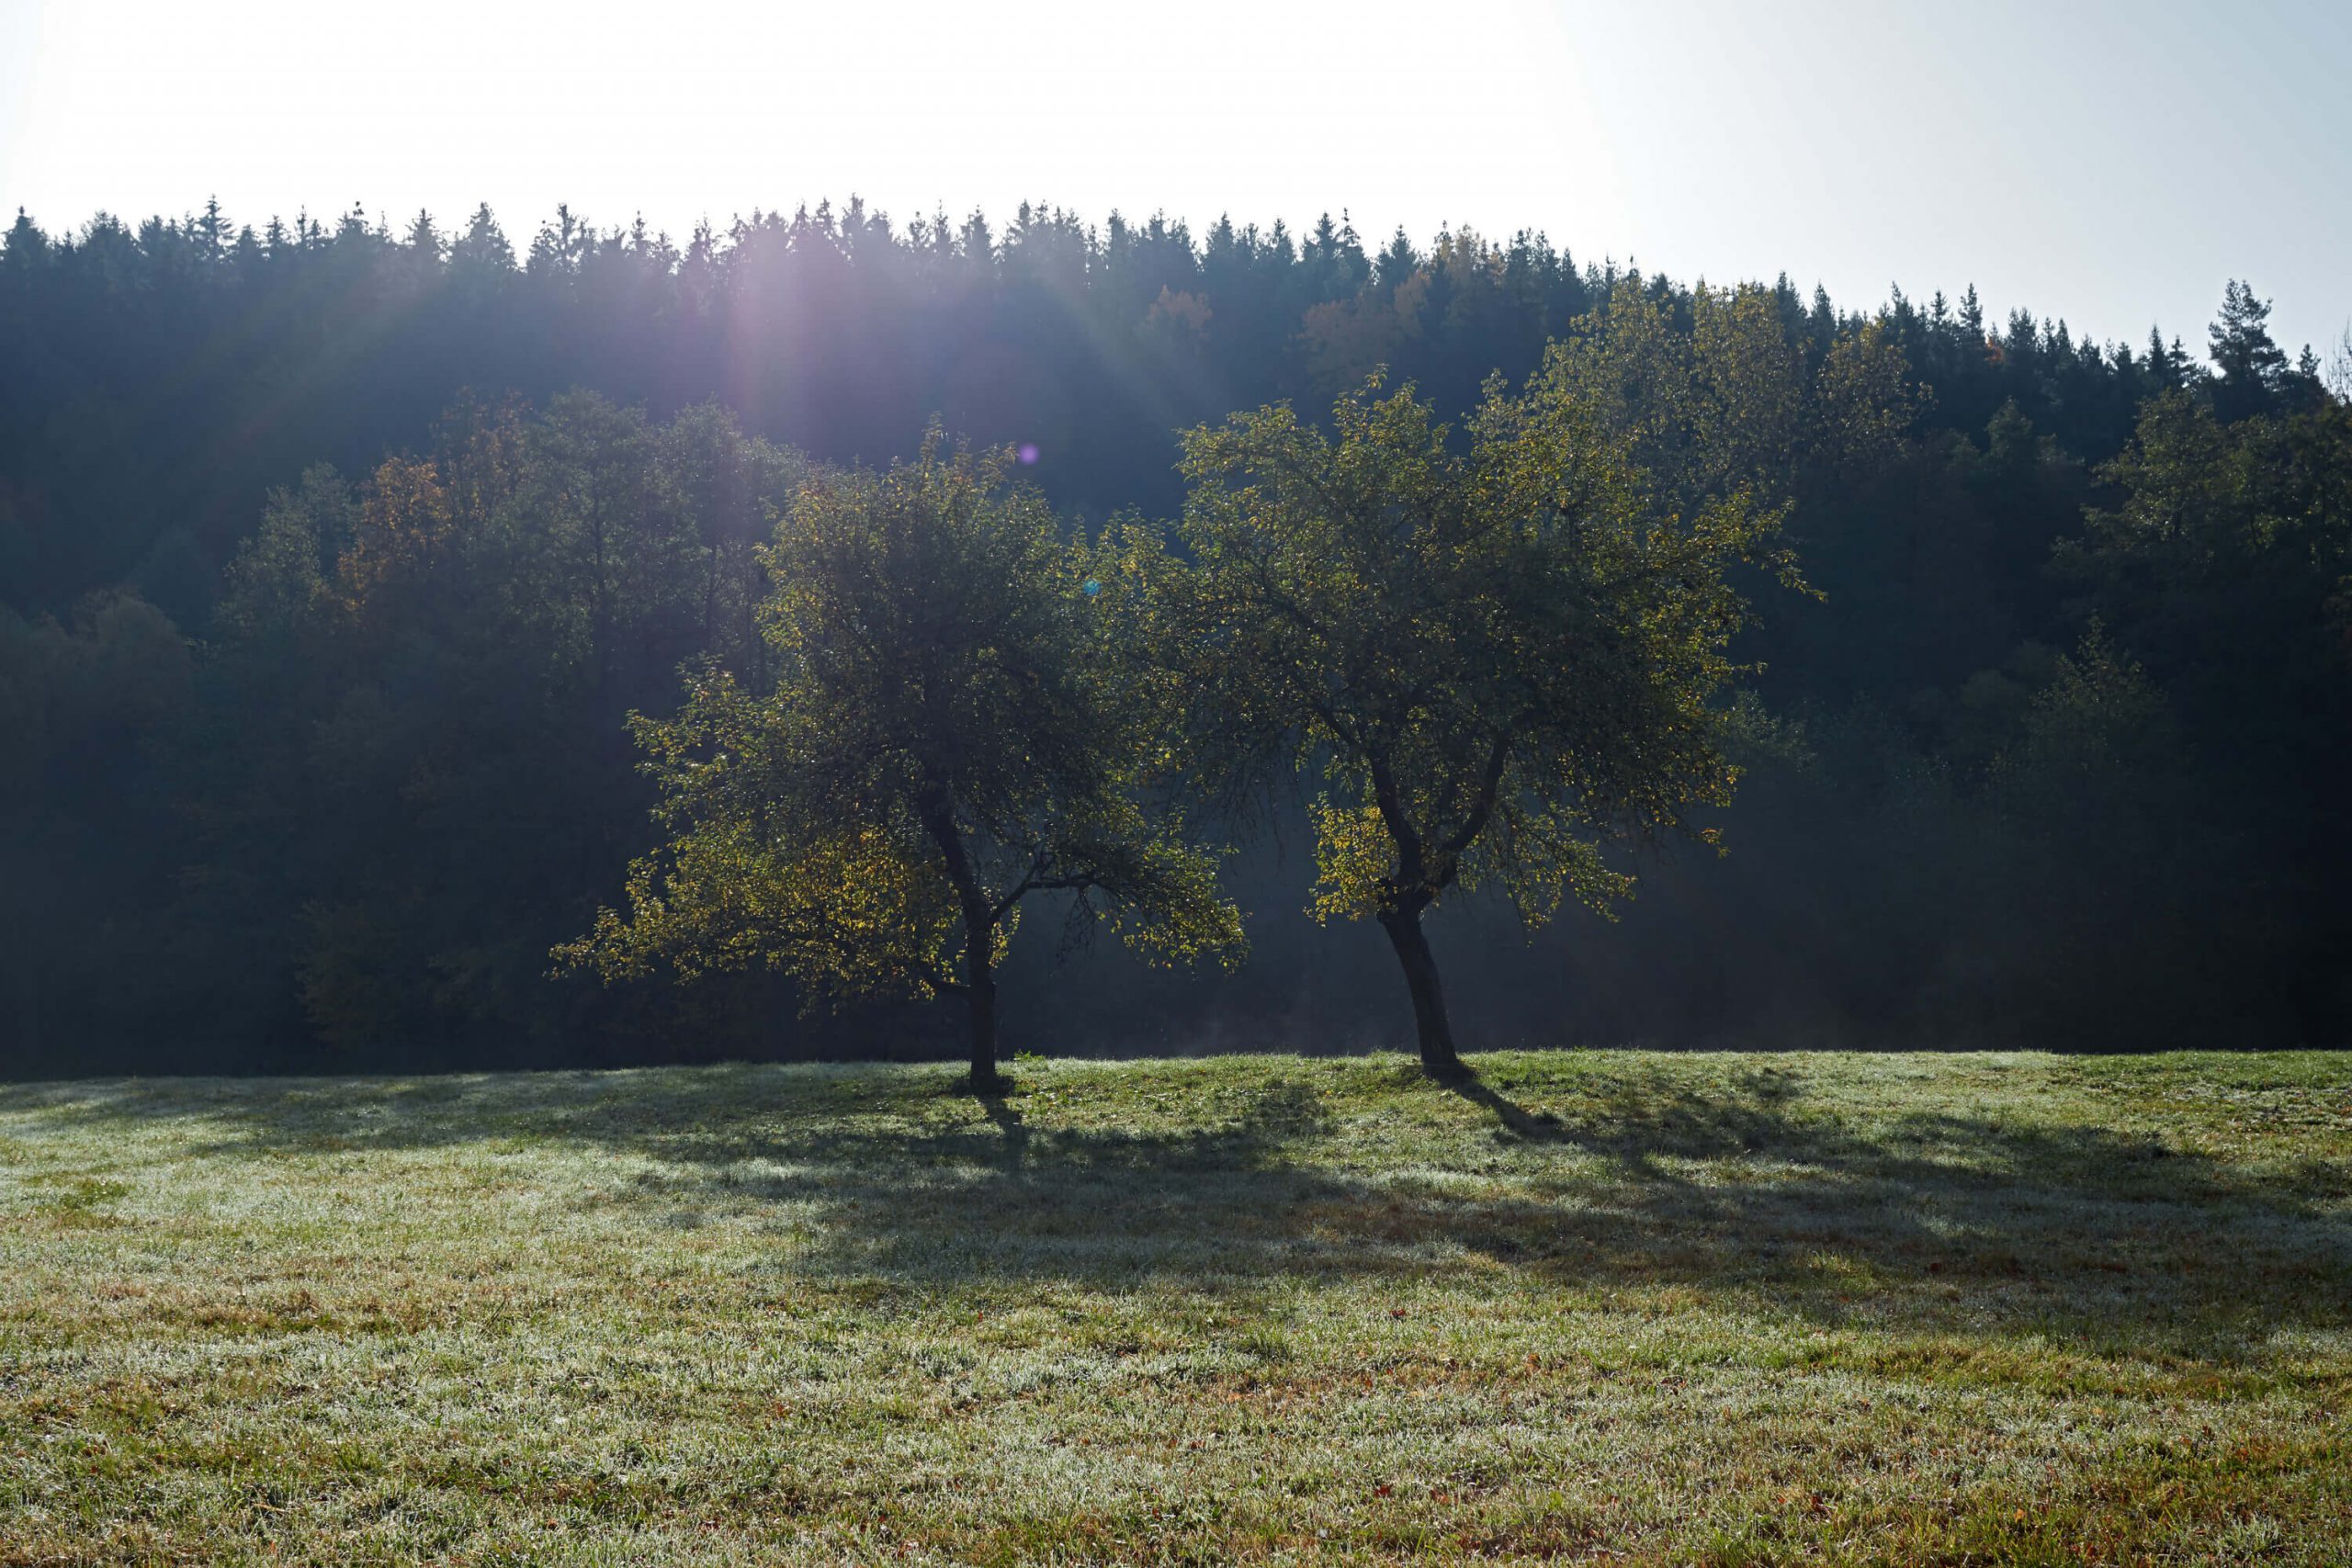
[3,0,2346,361]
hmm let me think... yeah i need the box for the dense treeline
[1,198,2346,1074]
[14,197,2294,625]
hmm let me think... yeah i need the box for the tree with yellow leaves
[1123,283,1895,1075]
[560,435,1242,1086]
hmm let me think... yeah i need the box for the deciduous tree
[1128,390,1758,1072]
[561,437,1241,1084]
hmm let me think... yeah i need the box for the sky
[2,0,2346,362]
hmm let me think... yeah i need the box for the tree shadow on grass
[10,1059,2350,1363]
[1445,1071,1576,1144]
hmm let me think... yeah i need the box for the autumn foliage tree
[1125,284,1889,1075]
[561,437,1242,1084]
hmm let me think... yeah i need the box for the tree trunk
[963,922,1000,1086]
[1378,900,1463,1076]
[918,786,1003,1089]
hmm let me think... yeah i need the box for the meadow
[2,1051,2347,1565]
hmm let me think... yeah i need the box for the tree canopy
[1123,282,1905,1070]
[560,438,1241,1081]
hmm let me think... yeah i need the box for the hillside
[3,1051,2349,1563]
[16,204,2348,1076]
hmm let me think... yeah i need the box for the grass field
[2,1051,2348,1565]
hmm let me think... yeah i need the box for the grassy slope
[1,1051,2347,1566]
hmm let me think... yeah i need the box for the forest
[4,197,2348,1077]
